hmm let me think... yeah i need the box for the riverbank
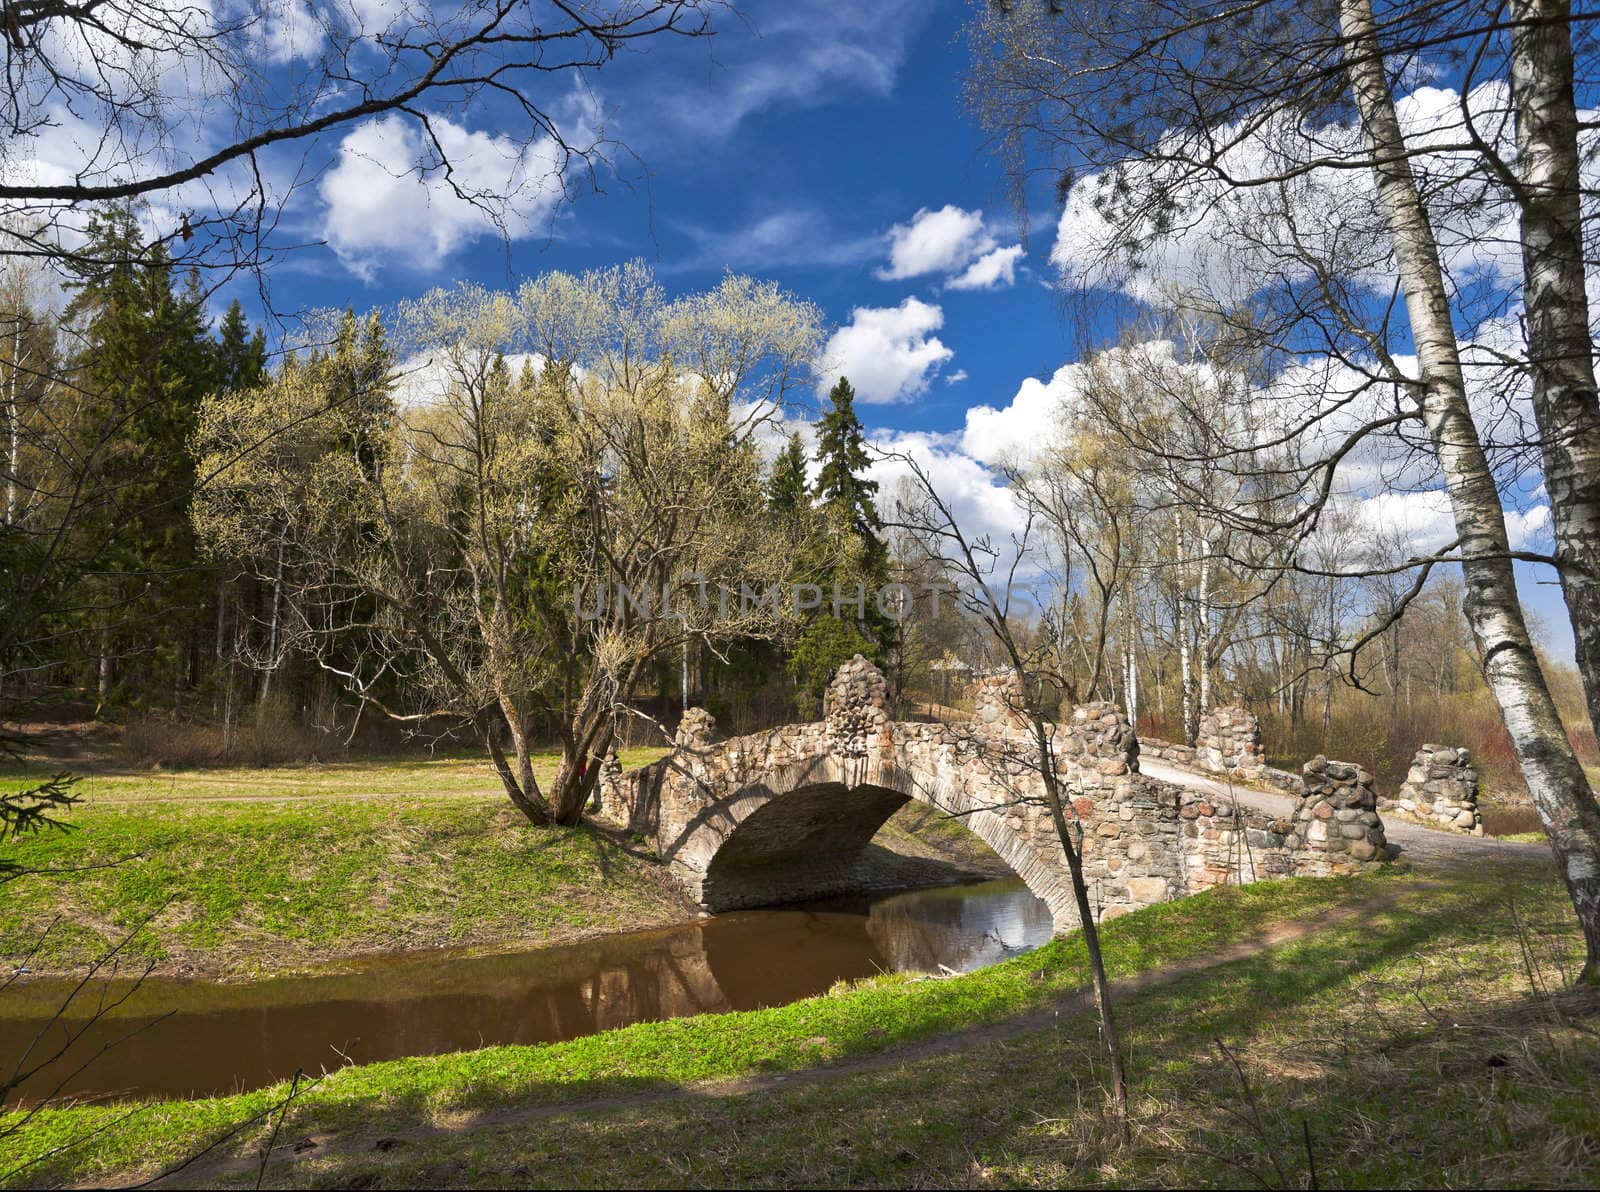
[0,756,1006,981]
[5,862,1594,1187]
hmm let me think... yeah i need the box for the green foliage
[765,432,810,515]
[785,615,876,717]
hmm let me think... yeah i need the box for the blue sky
[254,1,1063,435]
[199,0,1577,663]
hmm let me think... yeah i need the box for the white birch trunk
[1508,0,1600,749]
[1197,530,1211,716]
[1344,0,1600,977]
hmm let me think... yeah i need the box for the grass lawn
[0,748,668,805]
[0,751,681,979]
[6,862,1596,1187]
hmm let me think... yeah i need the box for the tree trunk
[260,540,285,703]
[1177,519,1196,743]
[1342,0,1600,978]
[1508,0,1600,749]
[3,319,19,529]
[1197,531,1211,716]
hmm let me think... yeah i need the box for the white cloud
[944,369,969,386]
[1049,81,1532,305]
[1343,489,1550,556]
[879,205,990,280]
[819,298,954,404]
[946,244,1026,291]
[870,429,1027,552]
[318,113,572,279]
[877,204,1024,290]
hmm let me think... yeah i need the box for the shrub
[124,700,334,768]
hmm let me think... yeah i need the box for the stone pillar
[675,707,721,750]
[1382,744,1482,835]
[1290,756,1387,869]
[824,654,890,758]
[1058,701,1138,777]
[973,671,1032,734]
[1196,705,1266,775]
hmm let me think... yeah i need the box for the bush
[123,700,335,768]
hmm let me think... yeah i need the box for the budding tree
[195,263,821,825]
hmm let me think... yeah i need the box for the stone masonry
[1292,756,1389,863]
[1380,744,1483,835]
[1196,705,1267,775]
[1140,705,1265,777]
[600,657,1385,933]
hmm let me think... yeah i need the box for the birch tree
[968,0,1600,976]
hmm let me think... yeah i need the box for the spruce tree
[64,203,221,703]
[766,432,810,515]
[781,376,895,711]
[812,376,888,581]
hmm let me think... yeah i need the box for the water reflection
[0,878,1052,1104]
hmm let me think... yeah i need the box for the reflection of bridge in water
[1,881,1050,1104]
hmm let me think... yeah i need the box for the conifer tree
[766,432,810,515]
[65,203,220,701]
[812,376,888,581]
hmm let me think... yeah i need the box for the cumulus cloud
[878,205,1024,290]
[318,113,573,278]
[946,244,1026,291]
[818,298,954,403]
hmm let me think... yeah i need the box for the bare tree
[891,451,1130,1122]
[0,1,719,278]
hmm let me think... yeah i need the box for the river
[0,877,1052,1104]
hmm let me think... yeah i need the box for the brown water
[0,878,1051,1104]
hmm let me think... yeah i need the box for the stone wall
[1380,745,1482,835]
[599,660,1389,931]
[1138,706,1265,778]
[1139,737,1199,767]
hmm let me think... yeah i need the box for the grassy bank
[10,864,1595,1187]
[0,754,1004,980]
[0,748,666,805]
[0,751,685,979]
[0,799,694,979]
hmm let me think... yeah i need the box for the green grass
[0,867,1487,1187]
[1,796,687,979]
[0,748,668,805]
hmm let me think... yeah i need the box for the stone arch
[661,747,1078,930]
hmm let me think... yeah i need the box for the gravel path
[1138,758,1550,869]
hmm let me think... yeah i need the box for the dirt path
[1137,759,1550,868]
[179,885,1431,1187]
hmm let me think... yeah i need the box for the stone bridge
[600,657,1386,933]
